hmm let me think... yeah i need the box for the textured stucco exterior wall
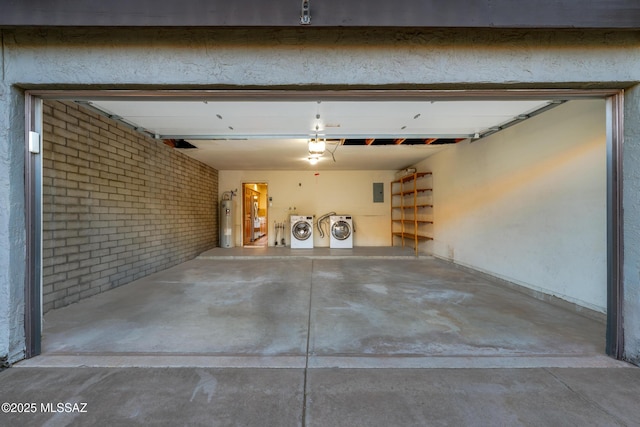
[623,86,640,365]
[7,87,26,364]
[2,29,640,87]
[0,83,27,364]
[0,81,10,366]
[1,27,639,364]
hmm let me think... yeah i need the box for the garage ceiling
[84,99,556,170]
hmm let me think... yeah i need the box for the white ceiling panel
[84,98,556,170]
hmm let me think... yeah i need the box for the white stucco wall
[414,100,606,311]
[1,28,639,363]
[219,170,396,247]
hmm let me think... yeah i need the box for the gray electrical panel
[373,182,384,203]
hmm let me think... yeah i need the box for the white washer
[290,215,314,248]
[330,215,353,248]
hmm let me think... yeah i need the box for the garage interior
[32,92,612,366]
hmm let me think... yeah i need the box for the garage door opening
[23,89,623,364]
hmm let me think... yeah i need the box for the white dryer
[330,215,353,248]
[290,215,314,248]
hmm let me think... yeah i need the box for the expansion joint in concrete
[301,259,315,427]
[544,367,629,424]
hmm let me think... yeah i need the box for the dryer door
[331,221,351,241]
[292,221,312,241]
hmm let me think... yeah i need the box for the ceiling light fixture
[308,134,326,158]
[307,133,327,164]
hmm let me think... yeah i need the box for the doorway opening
[243,182,269,247]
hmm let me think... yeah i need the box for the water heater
[220,199,234,248]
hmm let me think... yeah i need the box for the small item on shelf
[394,167,417,180]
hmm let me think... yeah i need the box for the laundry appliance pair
[291,214,354,248]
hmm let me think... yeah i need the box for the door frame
[23,88,624,359]
[242,182,269,247]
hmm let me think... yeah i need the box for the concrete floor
[30,248,615,368]
[3,248,638,426]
